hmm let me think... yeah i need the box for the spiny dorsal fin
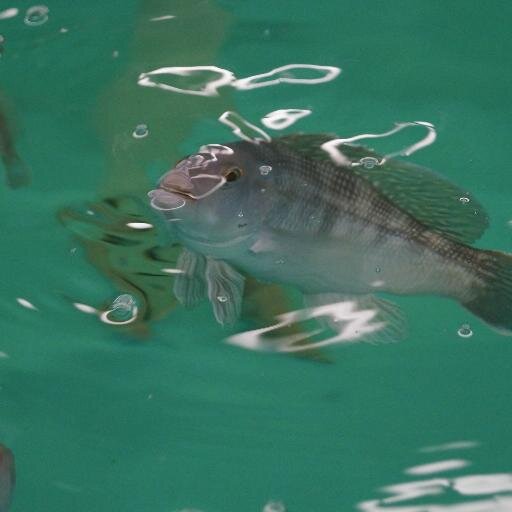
[276,133,489,244]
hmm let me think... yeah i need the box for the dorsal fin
[276,133,489,244]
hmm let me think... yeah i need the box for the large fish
[148,134,512,339]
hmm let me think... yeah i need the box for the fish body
[149,134,512,335]
[0,444,15,511]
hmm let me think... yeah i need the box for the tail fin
[463,250,512,334]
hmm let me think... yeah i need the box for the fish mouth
[148,188,189,211]
[159,183,196,200]
[159,168,227,201]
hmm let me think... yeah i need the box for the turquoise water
[2,1,512,511]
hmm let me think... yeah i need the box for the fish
[148,133,512,340]
[0,103,31,188]
[0,444,15,511]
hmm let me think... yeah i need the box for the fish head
[149,143,274,244]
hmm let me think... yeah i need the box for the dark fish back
[253,139,427,241]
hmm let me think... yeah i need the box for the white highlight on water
[126,222,153,230]
[262,501,287,512]
[73,302,98,314]
[149,15,175,21]
[234,64,341,90]
[138,64,340,96]
[16,297,38,311]
[138,66,235,96]
[405,459,471,476]
[419,440,479,453]
[227,300,385,352]
[219,111,271,144]
[322,121,437,167]
[0,8,18,20]
[261,109,312,130]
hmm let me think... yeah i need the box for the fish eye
[223,167,243,182]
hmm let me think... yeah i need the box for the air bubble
[217,295,228,303]
[259,165,272,175]
[459,197,470,204]
[24,5,49,26]
[132,123,149,139]
[262,501,286,512]
[359,156,379,169]
[275,258,285,265]
[101,294,138,324]
[457,323,473,338]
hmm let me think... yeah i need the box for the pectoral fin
[173,248,207,307]
[205,259,245,326]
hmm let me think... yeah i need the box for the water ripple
[138,64,340,96]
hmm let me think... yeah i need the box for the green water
[2,1,512,511]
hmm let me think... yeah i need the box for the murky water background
[2,1,512,510]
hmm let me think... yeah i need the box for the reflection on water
[137,63,340,96]
[261,109,312,130]
[357,443,512,511]
[219,110,271,143]
[321,121,437,167]
[227,299,393,353]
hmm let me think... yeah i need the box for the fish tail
[3,154,31,188]
[462,249,512,334]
